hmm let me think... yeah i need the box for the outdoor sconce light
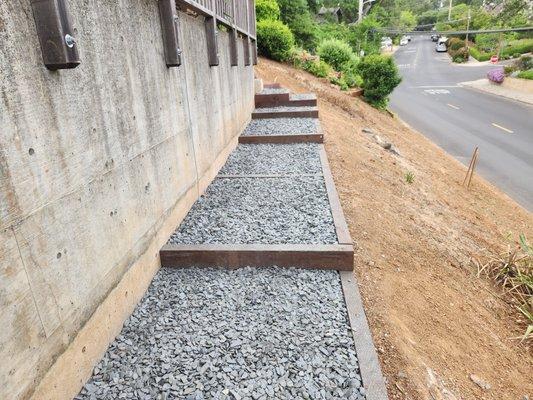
[159,0,182,67]
[31,0,81,70]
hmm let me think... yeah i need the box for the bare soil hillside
[255,58,532,400]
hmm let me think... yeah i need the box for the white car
[400,37,409,46]
[436,39,447,52]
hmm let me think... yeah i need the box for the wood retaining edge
[340,272,389,400]
[239,133,323,144]
[161,243,354,270]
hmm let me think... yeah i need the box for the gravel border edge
[340,271,389,400]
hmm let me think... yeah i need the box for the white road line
[492,123,514,133]
[447,103,460,110]
[413,85,459,88]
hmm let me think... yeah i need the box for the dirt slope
[255,58,532,400]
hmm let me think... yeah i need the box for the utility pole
[465,8,471,47]
[448,0,453,21]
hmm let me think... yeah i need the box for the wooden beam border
[340,272,389,400]
[239,133,324,144]
[161,243,354,270]
[251,109,319,119]
[319,144,352,245]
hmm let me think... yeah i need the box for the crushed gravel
[76,267,365,400]
[254,106,318,113]
[242,118,320,136]
[219,144,322,176]
[259,88,289,95]
[169,176,337,245]
[290,93,316,101]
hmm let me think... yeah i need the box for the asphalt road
[389,37,533,211]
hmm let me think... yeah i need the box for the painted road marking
[447,103,460,110]
[424,89,450,95]
[398,64,411,68]
[492,123,514,133]
[414,85,459,88]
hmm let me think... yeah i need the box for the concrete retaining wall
[0,1,254,399]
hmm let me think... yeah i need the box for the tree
[276,0,318,50]
[399,10,417,31]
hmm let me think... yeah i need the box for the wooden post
[463,147,479,188]
[158,0,182,67]
[205,0,219,66]
[251,38,258,65]
[228,0,238,66]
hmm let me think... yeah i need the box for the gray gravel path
[242,118,320,136]
[76,267,365,400]
[219,144,322,176]
[169,176,337,245]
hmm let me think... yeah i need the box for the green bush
[340,55,362,88]
[276,0,317,50]
[329,75,349,91]
[256,19,295,61]
[317,39,355,71]
[304,59,332,78]
[357,55,401,109]
[515,55,533,71]
[469,46,491,62]
[504,65,516,75]
[447,37,465,51]
[450,47,469,63]
[255,0,280,21]
[501,39,533,58]
[517,70,533,80]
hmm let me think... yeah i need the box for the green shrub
[469,46,491,62]
[256,19,295,61]
[329,75,349,91]
[304,59,332,78]
[504,65,516,75]
[340,55,362,88]
[447,37,465,51]
[276,0,317,50]
[474,33,499,52]
[501,39,533,58]
[518,70,533,80]
[317,39,355,71]
[255,0,280,21]
[514,55,533,71]
[450,47,469,63]
[357,55,401,109]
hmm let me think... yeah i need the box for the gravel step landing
[219,144,322,176]
[169,176,337,245]
[76,267,366,400]
[258,88,290,95]
[252,106,319,119]
[242,118,320,137]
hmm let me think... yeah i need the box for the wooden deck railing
[177,0,256,38]
[161,0,257,67]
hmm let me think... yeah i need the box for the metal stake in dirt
[463,147,479,189]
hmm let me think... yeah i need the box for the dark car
[431,34,439,42]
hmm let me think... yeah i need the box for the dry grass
[474,234,533,342]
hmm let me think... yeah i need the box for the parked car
[436,38,447,52]
[431,34,439,42]
[406,35,412,42]
[400,37,409,46]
